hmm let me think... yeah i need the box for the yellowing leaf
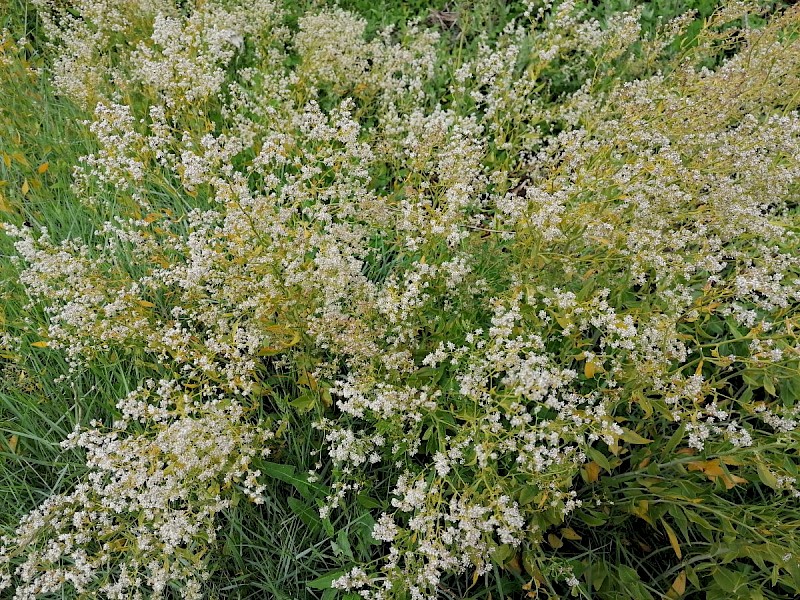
[321,387,332,408]
[667,571,687,598]
[630,499,653,525]
[37,162,49,174]
[584,359,603,379]
[505,554,522,575]
[724,473,748,489]
[584,461,601,483]
[547,533,563,549]
[137,300,155,308]
[695,359,704,376]
[688,459,724,477]
[31,340,49,348]
[662,519,682,559]
[2,153,10,168]
[584,360,596,378]
[560,527,582,541]
[21,180,29,195]
[687,459,747,490]
[608,440,621,456]
[0,191,12,213]
[7,435,18,453]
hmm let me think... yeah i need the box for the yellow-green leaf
[756,462,779,490]
[630,499,653,524]
[620,428,653,444]
[662,519,682,559]
[297,371,318,390]
[258,326,301,355]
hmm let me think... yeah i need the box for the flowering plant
[1,0,799,598]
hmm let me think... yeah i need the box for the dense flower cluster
[1,0,800,598]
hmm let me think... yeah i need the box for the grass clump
[1,0,799,598]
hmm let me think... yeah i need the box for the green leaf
[663,423,686,456]
[288,496,321,530]
[522,550,539,579]
[711,567,748,593]
[290,392,317,413]
[519,485,538,506]
[738,386,753,404]
[686,565,701,589]
[617,565,640,585]
[322,517,334,537]
[780,375,800,407]
[261,462,310,498]
[586,446,611,471]
[336,529,354,560]
[492,543,515,564]
[577,510,607,526]
[684,509,713,532]
[585,561,607,591]
[726,317,744,338]
[356,493,381,509]
[742,370,763,389]
[667,505,690,541]
[307,571,346,590]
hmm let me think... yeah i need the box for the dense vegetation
[1,0,799,598]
